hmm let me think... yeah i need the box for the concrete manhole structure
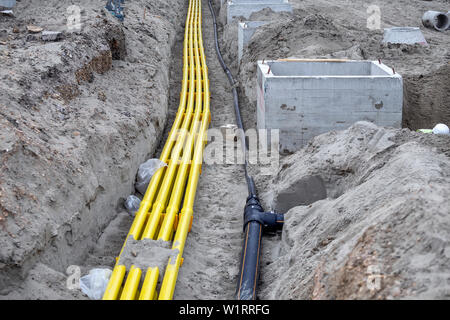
[238,21,270,64]
[257,60,403,153]
[225,0,292,23]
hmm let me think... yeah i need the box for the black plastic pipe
[207,0,284,300]
[207,0,255,196]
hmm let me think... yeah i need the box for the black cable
[207,0,256,198]
[207,0,284,301]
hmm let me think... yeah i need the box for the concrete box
[221,0,288,9]
[227,1,292,24]
[257,60,403,153]
[238,21,270,64]
[0,0,15,8]
[383,27,427,45]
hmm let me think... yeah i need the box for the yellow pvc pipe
[103,0,210,300]
[159,0,211,300]
[159,208,193,300]
[102,0,194,299]
[141,0,198,241]
[120,266,142,300]
[102,265,126,300]
[139,267,159,300]
[126,0,192,242]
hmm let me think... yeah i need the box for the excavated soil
[1,0,449,300]
[0,0,186,298]
[258,122,450,299]
[217,0,450,300]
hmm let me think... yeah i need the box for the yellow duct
[103,0,210,300]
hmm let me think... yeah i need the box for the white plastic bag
[79,268,112,300]
[124,195,141,216]
[433,123,449,135]
[135,159,167,195]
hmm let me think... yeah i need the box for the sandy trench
[0,0,449,300]
[0,0,250,300]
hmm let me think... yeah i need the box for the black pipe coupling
[243,195,284,232]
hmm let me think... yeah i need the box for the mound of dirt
[258,121,450,299]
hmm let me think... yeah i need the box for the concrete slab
[226,1,293,24]
[257,60,403,153]
[0,0,15,8]
[383,27,427,45]
[238,21,270,64]
[221,0,288,9]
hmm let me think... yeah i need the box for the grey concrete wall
[227,2,293,23]
[238,21,270,64]
[0,0,15,8]
[257,61,403,153]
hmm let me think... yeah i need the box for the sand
[118,236,177,281]
[258,122,450,299]
[0,0,186,298]
[1,0,449,300]
[227,0,450,131]
[217,0,450,299]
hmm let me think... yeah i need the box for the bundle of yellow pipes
[103,0,210,300]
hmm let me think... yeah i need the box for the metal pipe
[422,10,450,31]
[207,0,284,300]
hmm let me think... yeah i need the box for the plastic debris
[0,10,13,16]
[41,31,62,41]
[417,129,433,134]
[79,268,112,300]
[105,0,125,21]
[220,124,239,143]
[432,124,450,135]
[135,159,167,195]
[220,123,238,134]
[27,25,43,33]
[417,124,450,135]
[124,195,141,216]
